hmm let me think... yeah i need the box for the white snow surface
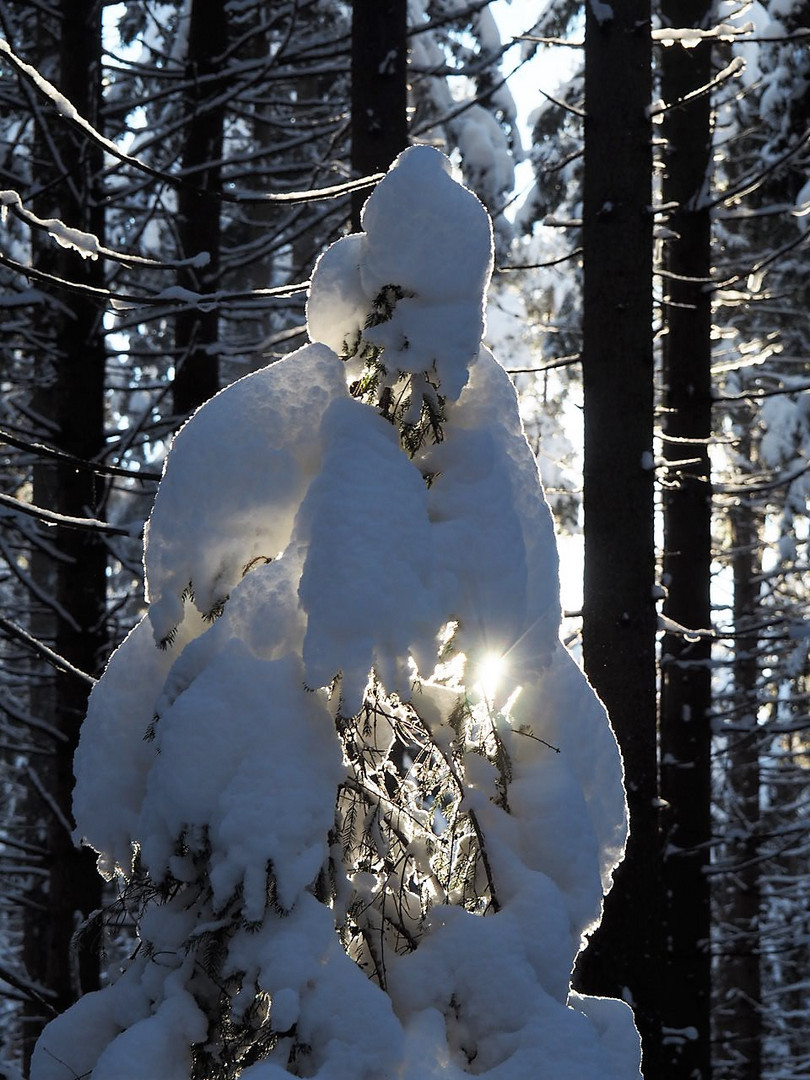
[456,104,516,209]
[308,145,493,401]
[143,342,345,643]
[36,147,639,1080]
[2,188,102,260]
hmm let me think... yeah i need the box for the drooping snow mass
[32,145,640,1080]
[308,145,492,404]
[143,343,346,645]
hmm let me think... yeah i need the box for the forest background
[0,1,807,1078]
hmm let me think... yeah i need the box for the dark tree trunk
[350,0,408,230]
[173,0,226,418]
[576,5,661,1077]
[714,421,762,1080]
[22,0,106,1063]
[658,5,714,1078]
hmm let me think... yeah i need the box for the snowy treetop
[307,145,493,403]
[33,146,640,1080]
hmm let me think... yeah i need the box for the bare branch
[0,616,97,687]
[0,38,381,204]
[0,427,162,482]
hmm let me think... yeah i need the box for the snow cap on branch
[308,144,493,401]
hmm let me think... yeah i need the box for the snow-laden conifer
[31,146,641,1080]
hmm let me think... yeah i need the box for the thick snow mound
[423,347,561,682]
[307,145,493,401]
[37,147,639,1080]
[295,396,441,712]
[144,343,345,644]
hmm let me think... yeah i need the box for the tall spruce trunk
[173,0,226,418]
[350,0,408,231]
[658,5,714,1077]
[714,436,762,1080]
[22,0,106,1063]
[576,5,661,1077]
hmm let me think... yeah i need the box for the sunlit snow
[32,145,640,1080]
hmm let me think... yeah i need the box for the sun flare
[475,651,506,703]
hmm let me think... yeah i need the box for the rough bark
[350,0,408,230]
[658,5,714,1077]
[576,5,661,1076]
[173,0,226,417]
[714,438,762,1080]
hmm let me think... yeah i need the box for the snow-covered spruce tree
[30,146,640,1080]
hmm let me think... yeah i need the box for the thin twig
[0,615,97,686]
